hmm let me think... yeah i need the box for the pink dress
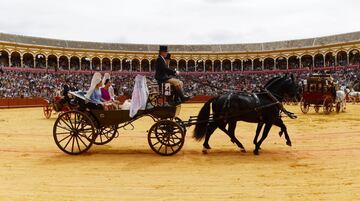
[100,88,111,102]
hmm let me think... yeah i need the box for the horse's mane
[264,76,283,89]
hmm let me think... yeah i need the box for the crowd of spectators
[0,68,359,99]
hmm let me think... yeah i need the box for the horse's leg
[202,122,217,154]
[254,122,264,146]
[225,121,246,152]
[273,118,292,146]
[254,123,272,155]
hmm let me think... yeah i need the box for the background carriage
[43,95,78,119]
[300,74,341,114]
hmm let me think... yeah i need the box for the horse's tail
[193,97,216,141]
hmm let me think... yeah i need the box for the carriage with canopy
[300,74,341,114]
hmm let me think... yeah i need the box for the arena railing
[2,65,359,75]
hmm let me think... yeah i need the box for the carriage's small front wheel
[43,103,52,119]
[53,111,96,155]
[94,125,118,145]
[148,120,185,156]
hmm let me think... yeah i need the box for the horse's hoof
[286,141,292,147]
[202,148,209,154]
[279,131,283,137]
[240,149,246,153]
[253,150,259,155]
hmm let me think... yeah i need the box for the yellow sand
[0,104,359,201]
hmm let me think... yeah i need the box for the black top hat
[159,45,168,52]
[165,53,171,60]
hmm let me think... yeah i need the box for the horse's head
[265,74,298,101]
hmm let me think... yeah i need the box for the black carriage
[52,81,187,156]
[300,74,340,114]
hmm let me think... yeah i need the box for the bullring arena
[1,28,360,200]
[0,104,359,200]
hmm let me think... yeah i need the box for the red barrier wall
[0,98,47,108]
[0,96,211,108]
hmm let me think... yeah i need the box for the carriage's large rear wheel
[300,100,310,114]
[323,97,333,114]
[94,125,118,145]
[53,111,96,155]
[43,103,52,119]
[148,120,185,156]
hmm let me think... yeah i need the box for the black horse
[193,74,298,155]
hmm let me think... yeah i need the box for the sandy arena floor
[0,104,359,200]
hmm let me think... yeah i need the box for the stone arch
[23,53,34,68]
[59,56,69,70]
[214,60,221,72]
[35,53,46,68]
[222,59,231,71]
[288,56,300,69]
[276,57,287,70]
[178,59,186,71]
[122,58,131,71]
[253,58,262,70]
[0,50,9,66]
[264,58,274,70]
[336,51,347,66]
[349,49,360,65]
[112,58,121,71]
[70,56,80,70]
[325,52,335,67]
[169,59,177,69]
[92,57,101,71]
[150,59,156,72]
[233,59,241,71]
[132,58,140,71]
[243,59,252,71]
[102,58,111,71]
[205,60,212,72]
[47,55,58,70]
[314,54,324,68]
[141,59,150,72]
[188,60,195,72]
[10,52,21,67]
[301,55,313,68]
[81,57,91,70]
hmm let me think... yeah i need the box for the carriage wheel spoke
[77,134,88,147]
[75,136,81,152]
[58,134,71,143]
[157,143,164,152]
[71,136,75,152]
[57,125,72,132]
[63,136,73,150]
[60,117,73,129]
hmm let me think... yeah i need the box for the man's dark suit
[154,56,176,82]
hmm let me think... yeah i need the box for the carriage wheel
[314,106,320,113]
[148,120,185,156]
[53,111,96,155]
[323,97,333,114]
[300,101,310,114]
[43,103,52,119]
[336,102,341,113]
[94,125,118,145]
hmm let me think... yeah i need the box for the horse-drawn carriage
[53,80,188,156]
[300,74,341,114]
